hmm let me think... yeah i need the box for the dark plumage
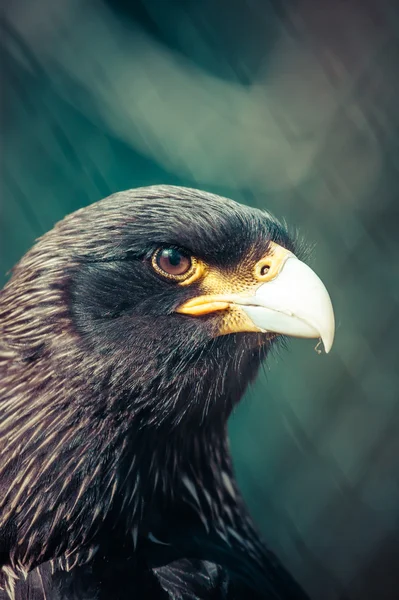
[0,185,317,599]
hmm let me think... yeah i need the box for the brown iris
[152,247,194,280]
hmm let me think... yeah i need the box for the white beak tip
[320,337,333,354]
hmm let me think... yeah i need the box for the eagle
[0,185,334,599]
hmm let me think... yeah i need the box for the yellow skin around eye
[152,242,290,289]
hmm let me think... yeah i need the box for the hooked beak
[236,256,334,352]
[177,245,335,353]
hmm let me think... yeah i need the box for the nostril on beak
[260,265,270,277]
[255,243,295,283]
[256,259,273,281]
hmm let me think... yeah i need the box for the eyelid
[179,259,206,286]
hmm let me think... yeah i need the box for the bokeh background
[1,1,399,598]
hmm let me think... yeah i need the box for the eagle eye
[152,247,195,281]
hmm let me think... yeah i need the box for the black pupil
[164,248,181,266]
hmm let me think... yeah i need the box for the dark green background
[1,1,399,598]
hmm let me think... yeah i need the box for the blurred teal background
[1,1,399,598]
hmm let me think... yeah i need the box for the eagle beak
[177,245,335,353]
[235,256,335,353]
